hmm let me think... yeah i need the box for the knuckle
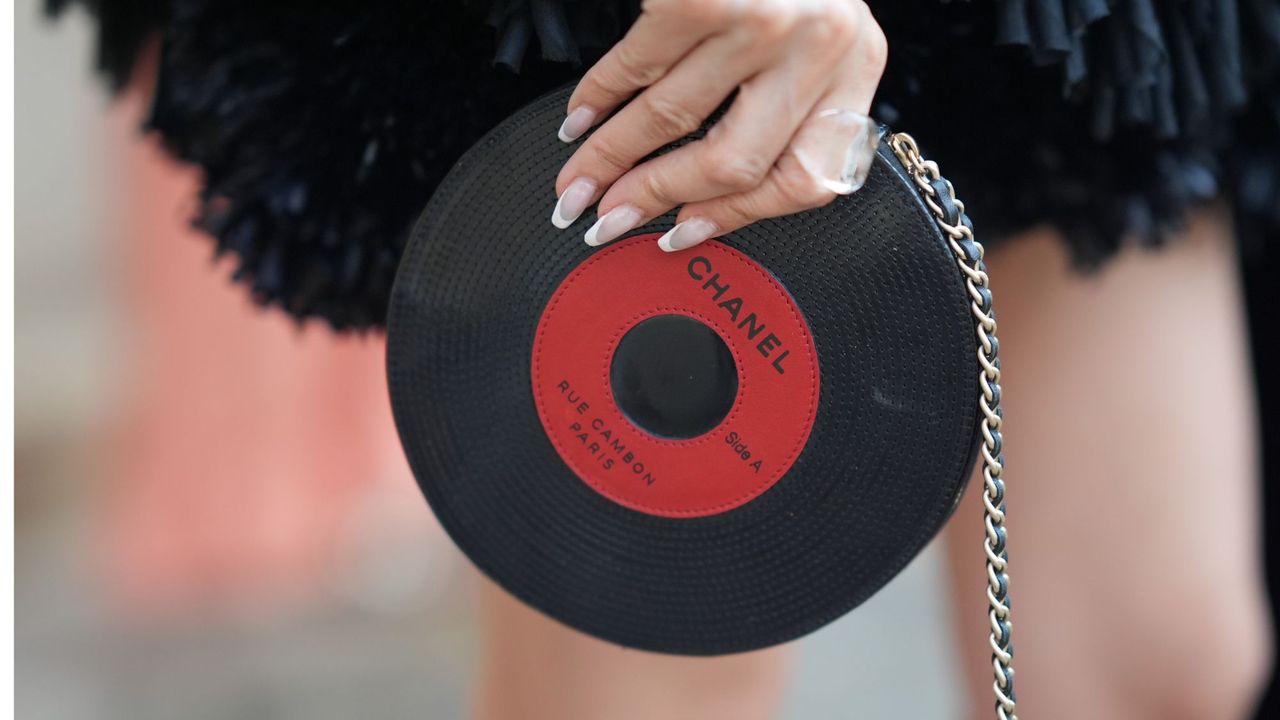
[588,137,634,175]
[610,43,663,88]
[643,93,703,139]
[858,18,889,70]
[660,0,731,25]
[719,194,761,228]
[777,164,837,208]
[705,151,771,191]
[806,3,858,47]
[716,194,752,228]
[743,2,796,42]
[826,0,860,25]
[638,170,676,207]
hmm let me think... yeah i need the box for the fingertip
[558,105,597,143]
[551,177,598,229]
[585,204,643,247]
[657,217,718,252]
[675,206,734,237]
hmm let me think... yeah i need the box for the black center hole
[610,314,738,439]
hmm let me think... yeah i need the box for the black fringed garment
[49,0,1280,329]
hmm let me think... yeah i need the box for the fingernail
[657,218,718,252]
[584,205,643,246]
[792,108,879,195]
[558,106,597,143]
[552,178,597,229]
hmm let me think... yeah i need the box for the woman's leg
[472,580,791,720]
[945,208,1273,719]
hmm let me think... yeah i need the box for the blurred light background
[14,0,965,716]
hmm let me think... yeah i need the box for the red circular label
[532,235,820,517]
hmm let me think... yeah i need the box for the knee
[1146,590,1273,719]
[1192,614,1272,718]
[1054,574,1274,719]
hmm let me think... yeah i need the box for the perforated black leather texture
[387,86,981,655]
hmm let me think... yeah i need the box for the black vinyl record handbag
[386,86,1017,719]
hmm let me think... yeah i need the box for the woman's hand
[551,0,888,251]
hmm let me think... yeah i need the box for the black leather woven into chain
[893,134,1016,718]
[971,233,1015,709]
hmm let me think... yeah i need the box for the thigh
[944,209,1272,719]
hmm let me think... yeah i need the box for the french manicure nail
[558,106,597,143]
[584,205,643,246]
[552,178,597,229]
[657,218,718,252]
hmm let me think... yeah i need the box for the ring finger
[552,29,773,229]
[582,63,835,245]
[560,5,731,141]
[661,76,885,248]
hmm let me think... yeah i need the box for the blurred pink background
[104,96,421,619]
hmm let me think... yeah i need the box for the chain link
[889,132,1017,720]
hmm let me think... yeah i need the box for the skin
[475,210,1273,719]
[499,2,1274,717]
[473,581,791,720]
[945,208,1272,719]
[550,0,887,251]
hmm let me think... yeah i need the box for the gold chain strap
[889,133,1018,720]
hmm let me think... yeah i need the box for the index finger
[559,1,733,142]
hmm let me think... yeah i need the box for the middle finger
[583,60,836,246]
[552,29,771,228]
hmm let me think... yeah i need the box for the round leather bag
[386,86,981,655]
